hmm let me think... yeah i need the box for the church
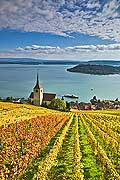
[29,74,56,106]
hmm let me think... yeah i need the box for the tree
[115,98,119,102]
[6,97,13,102]
[98,99,101,103]
[114,98,119,106]
[66,101,70,111]
[41,101,48,108]
[49,98,66,111]
[90,96,97,105]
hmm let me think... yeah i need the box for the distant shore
[0,58,79,65]
[67,64,120,75]
[1,58,120,66]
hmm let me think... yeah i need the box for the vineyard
[0,102,120,179]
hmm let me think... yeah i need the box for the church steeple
[36,73,39,86]
[34,73,41,89]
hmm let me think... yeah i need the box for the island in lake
[67,64,120,75]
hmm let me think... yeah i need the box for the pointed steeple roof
[34,73,42,89]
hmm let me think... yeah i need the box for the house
[29,74,56,106]
[78,102,92,110]
[43,93,56,106]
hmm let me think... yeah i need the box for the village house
[29,74,56,106]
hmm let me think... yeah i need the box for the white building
[29,74,56,106]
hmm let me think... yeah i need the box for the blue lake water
[0,64,120,102]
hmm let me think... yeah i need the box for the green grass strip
[78,116,103,180]
[46,115,76,180]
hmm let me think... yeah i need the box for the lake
[0,64,120,102]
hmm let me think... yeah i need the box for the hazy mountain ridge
[0,58,79,65]
[0,58,120,66]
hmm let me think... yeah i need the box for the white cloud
[65,44,120,52]
[15,47,24,51]
[0,0,120,41]
[86,0,100,9]
[1,43,120,60]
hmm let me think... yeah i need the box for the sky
[0,0,120,61]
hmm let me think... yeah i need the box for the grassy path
[78,116,103,180]
[47,115,76,180]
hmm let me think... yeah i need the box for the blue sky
[0,0,120,60]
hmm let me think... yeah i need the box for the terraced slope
[0,102,120,179]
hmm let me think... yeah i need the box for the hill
[1,58,120,66]
[0,58,79,65]
[67,64,120,75]
[0,102,120,179]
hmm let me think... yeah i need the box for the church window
[36,90,38,93]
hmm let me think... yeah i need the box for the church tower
[33,73,43,106]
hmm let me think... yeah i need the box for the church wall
[39,88,43,105]
[33,88,43,106]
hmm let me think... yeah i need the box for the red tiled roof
[43,93,56,101]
